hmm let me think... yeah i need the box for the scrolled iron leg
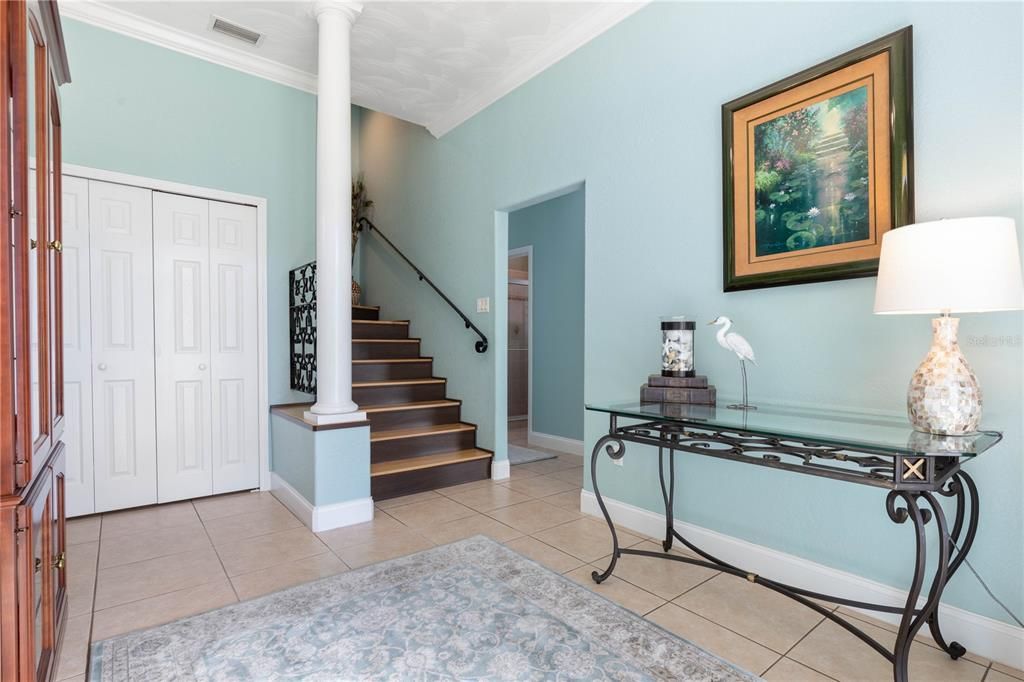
[928,471,979,660]
[591,435,626,584]
[658,448,677,552]
[886,489,956,682]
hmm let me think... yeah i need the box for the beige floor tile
[646,603,780,675]
[992,663,1024,680]
[565,565,665,615]
[385,497,476,528]
[99,522,211,568]
[762,657,836,681]
[374,490,442,510]
[91,578,237,641]
[215,527,329,577]
[54,613,91,680]
[532,517,644,563]
[486,499,582,534]
[67,540,98,578]
[505,467,544,480]
[836,606,985,663]
[101,501,201,538]
[433,479,494,496]
[541,489,582,511]
[501,474,578,498]
[610,540,718,600]
[789,618,987,682]
[503,536,585,574]
[441,483,533,512]
[231,552,348,601]
[94,546,226,610]
[58,676,85,682]
[192,490,281,521]
[989,671,1024,682]
[674,573,824,653]
[203,505,302,545]
[417,513,522,545]
[332,527,434,569]
[518,456,582,475]
[547,466,585,485]
[67,544,97,617]
[67,516,100,545]
[316,512,408,552]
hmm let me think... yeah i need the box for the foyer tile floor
[58,437,1021,681]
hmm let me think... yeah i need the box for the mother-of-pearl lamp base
[907,316,982,436]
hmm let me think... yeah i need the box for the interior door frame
[507,245,532,434]
[60,162,272,494]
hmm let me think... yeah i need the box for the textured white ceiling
[78,1,643,136]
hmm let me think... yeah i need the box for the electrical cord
[952,538,1023,628]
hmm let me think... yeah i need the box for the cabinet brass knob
[29,239,37,250]
[34,557,41,573]
[53,552,65,570]
[47,240,62,252]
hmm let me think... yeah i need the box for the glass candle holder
[661,317,695,377]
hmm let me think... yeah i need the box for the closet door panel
[209,201,259,493]
[89,181,156,512]
[60,176,93,516]
[154,192,213,502]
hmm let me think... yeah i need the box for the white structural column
[306,0,366,425]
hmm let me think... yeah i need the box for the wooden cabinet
[1,1,71,679]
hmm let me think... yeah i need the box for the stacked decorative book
[641,375,716,405]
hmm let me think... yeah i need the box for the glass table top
[586,401,1002,457]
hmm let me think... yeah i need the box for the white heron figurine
[708,316,757,410]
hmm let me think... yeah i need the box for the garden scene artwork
[753,85,870,256]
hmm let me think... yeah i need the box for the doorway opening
[504,187,585,467]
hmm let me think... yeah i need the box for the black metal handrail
[357,217,488,353]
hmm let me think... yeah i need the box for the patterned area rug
[508,444,557,465]
[90,536,758,681]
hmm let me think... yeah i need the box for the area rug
[508,443,557,465]
[89,536,758,681]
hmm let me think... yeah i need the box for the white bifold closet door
[60,176,95,517]
[153,192,258,503]
[89,181,158,513]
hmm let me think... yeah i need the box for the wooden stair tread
[363,399,460,414]
[353,358,431,364]
[353,338,420,343]
[371,422,475,442]
[353,378,444,388]
[353,304,379,310]
[371,449,492,477]
[354,319,409,325]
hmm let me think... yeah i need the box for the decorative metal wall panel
[289,262,317,394]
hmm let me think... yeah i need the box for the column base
[303,410,368,426]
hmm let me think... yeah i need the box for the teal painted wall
[58,19,363,405]
[359,2,1023,624]
[508,190,585,441]
[270,415,370,505]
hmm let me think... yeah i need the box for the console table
[586,401,1001,682]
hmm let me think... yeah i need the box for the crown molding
[424,2,648,138]
[60,0,318,94]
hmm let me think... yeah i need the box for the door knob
[97,363,107,371]
[198,363,207,370]
[47,240,62,252]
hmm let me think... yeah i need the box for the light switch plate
[476,297,490,313]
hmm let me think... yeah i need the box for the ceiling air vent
[209,16,264,47]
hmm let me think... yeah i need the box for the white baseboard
[271,473,374,532]
[580,489,1024,671]
[528,430,584,456]
[492,459,511,480]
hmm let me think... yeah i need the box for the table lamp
[874,217,1024,435]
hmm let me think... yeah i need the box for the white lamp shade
[873,217,1024,315]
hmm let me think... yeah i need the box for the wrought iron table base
[589,425,979,682]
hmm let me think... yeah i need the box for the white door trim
[507,245,532,430]
[62,163,272,494]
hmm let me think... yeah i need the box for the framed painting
[722,27,914,291]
